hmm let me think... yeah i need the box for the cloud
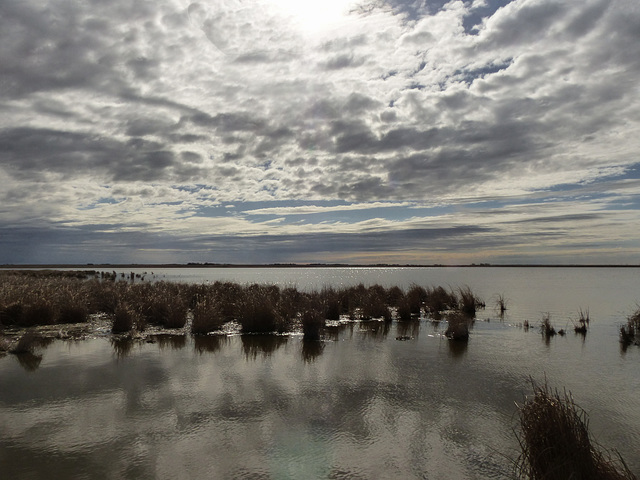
[1,0,640,263]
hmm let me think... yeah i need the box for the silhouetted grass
[541,313,556,339]
[301,309,325,341]
[237,285,285,334]
[620,306,640,347]
[425,286,457,317]
[444,311,471,341]
[112,305,136,333]
[574,308,589,335]
[458,285,484,317]
[192,297,225,334]
[516,380,636,480]
[496,293,508,315]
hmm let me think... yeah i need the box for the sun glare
[267,0,358,35]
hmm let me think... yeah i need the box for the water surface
[1,267,639,478]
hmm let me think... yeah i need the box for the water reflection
[358,320,390,340]
[447,339,468,359]
[241,334,288,360]
[301,339,324,363]
[194,334,229,354]
[14,351,43,371]
[396,319,420,339]
[10,334,53,372]
[152,334,186,350]
[324,323,353,342]
[111,337,136,357]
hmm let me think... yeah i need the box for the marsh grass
[425,286,457,316]
[496,293,508,316]
[516,380,636,480]
[541,313,556,339]
[301,309,325,341]
[444,311,472,341]
[458,285,484,317]
[237,285,285,334]
[112,304,142,333]
[1,271,488,342]
[191,297,225,334]
[620,306,640,347]
[574,308,589,335]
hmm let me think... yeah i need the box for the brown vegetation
[1,270,488,341]
[516,380,636,480]
[620,306,640,347]
[444,311,472,341]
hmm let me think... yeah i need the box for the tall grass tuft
[112,304,139,334]
[541,313,556,339]
[301,309,325,341]
[620,306,640,347]
[496,294,508,315]
[237,285,283,334]
[191,297,225,334]
[425,286,457,317]
[516,380,636,480]
[444,311,471,341]
[458,285,483,317]
[574,308,589,335]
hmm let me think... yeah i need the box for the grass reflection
[241,334,288,360]
[152,334,186,350]
[301,339,324,363]
[194,334,229,354]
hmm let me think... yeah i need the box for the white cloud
[1,0,640,263]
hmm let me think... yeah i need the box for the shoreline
[2,263,640,269]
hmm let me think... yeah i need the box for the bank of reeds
[516,380,636,480]
[1,270,487,339]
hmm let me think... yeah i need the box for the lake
[1,266,639,478]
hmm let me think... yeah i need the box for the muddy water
[1,267,639,479]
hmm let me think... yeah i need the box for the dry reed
[516,380,636,480]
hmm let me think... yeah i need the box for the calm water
[1,267,639,479]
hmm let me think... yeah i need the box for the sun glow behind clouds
[266,0,358,35]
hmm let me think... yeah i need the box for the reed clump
[301,309,325,341]
[458,285,484,317]
[424,286,457,318]
[541,314,556,338]
[112,304,142,334]
[444,311,472,341]
[620,307,640,347]
[516,380,636,480]
[574,308,589,335]
[191,297,225,334]
[496,293,508,315]
[237,285,285,334]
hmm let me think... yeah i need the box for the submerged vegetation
[516,380,636,480]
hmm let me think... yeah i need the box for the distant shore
[1,263,640,269]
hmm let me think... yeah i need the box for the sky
[1,0,640,265]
